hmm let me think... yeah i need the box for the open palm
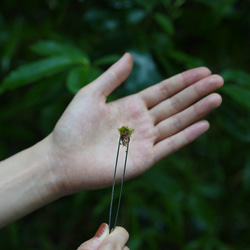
[51,53,223,193]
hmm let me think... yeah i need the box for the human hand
[50,53,223,194]
[77,223,129,250]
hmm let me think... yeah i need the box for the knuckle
[170,96,182,113]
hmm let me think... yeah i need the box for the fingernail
[94,223,109,239]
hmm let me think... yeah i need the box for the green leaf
[222,84,250,110]
[187,195,216,231]
[2,19,24,72]
[221,69,250,87]
[30,40,89,63]
[218,104,250,142]
[168,50,205,68]
[93,54,121,66]
[0,56,86,92]
[154,12,174,35]
[135,0,159,11]
[66,66,101,94]
[126,9,146,24]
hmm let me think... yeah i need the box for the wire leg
[113,139,130,230]
[109,136,121,232]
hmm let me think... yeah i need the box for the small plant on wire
[108,126,134,232]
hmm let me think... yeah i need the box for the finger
[99,226,129,250]
[154,93,222,142]
[77,223,109,250]
[153,120,210,163]
[91,53,133,101]
[139,67,212,109]
[151,74,224,124]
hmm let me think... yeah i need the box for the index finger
[138,67,211,109]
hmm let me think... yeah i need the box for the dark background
[0,0,250,249]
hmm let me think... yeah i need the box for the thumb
[77,223,109,250]
[92,53,133,100]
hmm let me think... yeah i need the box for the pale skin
[0,53,223,248]
[77,223,130,250]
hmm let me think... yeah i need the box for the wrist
[45,133,81,197]
[39,134,65,199]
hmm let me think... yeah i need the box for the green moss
[118,126,134,146]
[118,126,135,135]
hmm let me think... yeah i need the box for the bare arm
[0,137,60,227]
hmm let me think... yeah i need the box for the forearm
[0,135,62,228]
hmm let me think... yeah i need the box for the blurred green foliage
[1,0,250,249]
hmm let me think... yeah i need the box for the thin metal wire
[108,136,130,233]
[108,136,121,232]
[113,138,130,230]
